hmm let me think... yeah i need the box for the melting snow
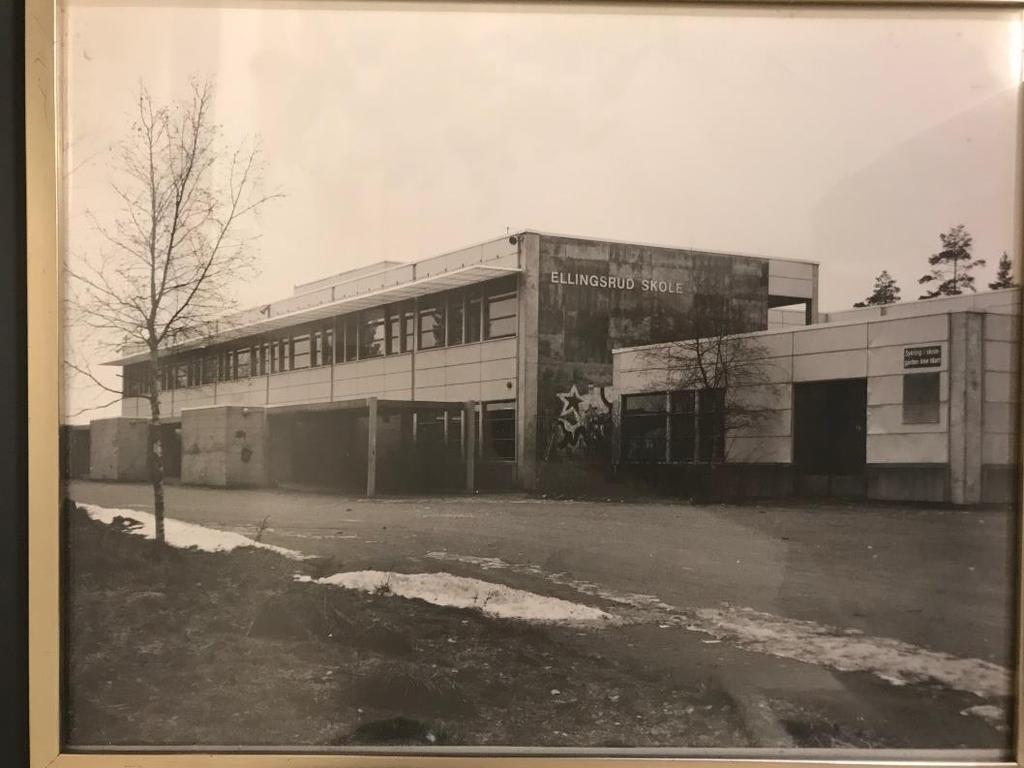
[685,605,1012,699]
[295,570,615,625]
[428,550,1012,699]
[79,504,312,560]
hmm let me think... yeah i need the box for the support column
[367,397,378,497]
[465,400,476,493]
[949,312,984,504]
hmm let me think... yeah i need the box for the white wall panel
[793,324,868,355]
[983,433,1015,464]
[867,432,947,463]
[985,372,1015,403]
[984,401,1017,434]
[867,315,947,347]
[985,341,1017,373]
[768,275,814,299]
[867,403,946,434]
[726,436,792,463]
[793,350,867,381]
[985,314,1020,342]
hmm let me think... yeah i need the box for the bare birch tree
[67,79,281,543]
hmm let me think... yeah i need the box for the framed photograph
[26,0,1024,764]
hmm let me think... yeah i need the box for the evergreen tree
[854,270,901,307]
[988,251,1016,290]
[918,224,986,299]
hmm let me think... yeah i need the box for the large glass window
[385,309,403,356]
[447,293,465,346]
[903,372,940,424]
[669,390,696,463]
[466,292,482,343]
[359,308,386,359]
[621,393,668,463]
[484,280,517,339]
[622,389,725,464]
[235,348,251,378]
[483,401,516,460]
[202,355,218,385]
[291,335,310,370]
[418,303,446,349]
[343,316,358,362]
[697,389,726,463]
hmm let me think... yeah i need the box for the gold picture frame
[25,0,1024,765]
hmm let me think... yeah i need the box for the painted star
[556,384,584,419]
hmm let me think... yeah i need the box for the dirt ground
[65,504,758,748]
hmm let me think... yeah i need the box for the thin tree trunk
[147,347,166,544]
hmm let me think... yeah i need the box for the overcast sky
[63,1,1022,419]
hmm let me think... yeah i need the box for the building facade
[612,289,1020,504]
[89,232,817,494]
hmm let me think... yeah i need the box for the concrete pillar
[515,233,540,490]
[367,397,378,497]
[181,405,268,487]
[465,400,476,493]
[88,417,149,481]
[949,312,984,504]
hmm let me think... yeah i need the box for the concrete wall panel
[867,315,948,347]
[792,324,867,355]
[867,432,948,463]
[867,403,947,434]
[793,350,867,381]
[983,432,1015,465]
[727,435,792,463]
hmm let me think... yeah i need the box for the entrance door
[793,378,867,496]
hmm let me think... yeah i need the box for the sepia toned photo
[56,0,1021,757]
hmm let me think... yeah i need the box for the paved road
[67,480,1017,751]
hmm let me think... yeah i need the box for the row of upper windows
[123,277,518,396]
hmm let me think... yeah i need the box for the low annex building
[612,289,1020,504]
[75,232,818,495]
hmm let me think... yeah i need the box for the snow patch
[296,570,615,625]
[429,550,1013,699]
[79,504,312,560]
[684,605,1012,699]
[961,704,1007,726]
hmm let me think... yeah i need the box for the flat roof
[612,288,1021,356]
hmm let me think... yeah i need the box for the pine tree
[854,270,901,307]
[988,251,1016,290]
[918,224,986,299]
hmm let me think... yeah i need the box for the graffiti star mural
[547,383,614,459]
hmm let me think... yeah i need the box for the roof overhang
[104,263,521,367]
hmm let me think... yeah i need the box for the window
[312,329,333,367]
[386,307,401,355]
[466,293,482,343]
[669,391,696,463]
[697,389,726,463]
[256,344,268,376]
[447,293,465,346]
[359,309,386,359]
[484,280,517,339]
[202,355,217,385]
[235,348,251,379]
[343,316,358,362]
[483,401,516,460]
[903,372,940,424]
[292,335,311,369]
[402,306,415,352]
[622,389,726,464]
[621,394,668,462]
[418,303,446,349]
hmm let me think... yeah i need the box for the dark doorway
[793,378,867,497]
[160,423,182,479]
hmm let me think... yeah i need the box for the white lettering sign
[549,271,687,295]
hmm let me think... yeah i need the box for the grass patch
[65,501,746,748]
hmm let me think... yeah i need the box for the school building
[66,231,1018,504]
[613,289,1020,504]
